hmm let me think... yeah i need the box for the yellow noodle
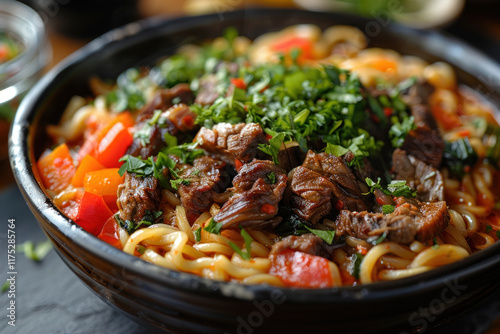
[176,206,195,243]
[360,243,415,283]
[378,267,433,280]
[409,245,469,268]
[162,189,181,206]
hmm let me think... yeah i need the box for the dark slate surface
[1,15,500,334]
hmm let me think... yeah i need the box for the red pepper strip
[75,191,113,236]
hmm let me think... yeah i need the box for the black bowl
[9,8,500,334]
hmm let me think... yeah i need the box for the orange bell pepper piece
[37,143,76,193]
[72,154,105,187]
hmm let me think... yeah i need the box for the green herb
[164,132,178,147]
[204,218,223,234]
[325,143,349,157]
[486,126,500,168]
[302,225,336,244]
[364,177,416,198]
[136,245,146,255]
[194,227,202,242]
[351,253,365,280]
[259,132,286,164]
[266,172,276,184]
[118,155,152,177]
[17,240,52,262]
[115,210,162,233]
[106,68,147,112]
[486,225,493,233]
[162,142,204,165]
[228,226,254,260]
[170,178,190,190]
[443,138,478,178]
[133,110,164,146]
[432,237,440,250]
[382,205,395,214]
[497,230,500,239]
[495,202,500,210]
[389,115,416,148]
[374,231,388,245]
[1,280,10,293]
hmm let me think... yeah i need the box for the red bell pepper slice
[98,216,123,249]
[75,191,113,236]
[269,249,334,288]
[94,122,133,168]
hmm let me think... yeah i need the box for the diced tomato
[431,105,462,130]
[230,78,247,90]
[72,155,105,187]
[270,249,334,288]
[260,204,276,215]
[94,122,133,168]
[75,191,113,235]
[182,115,194,128]
[37,143,76,193]
[383,107,393,117]
[356,244,368,255]
[98,216,123,249]
[457,129,471,138]
[265,134,273,141]
[340,268,357,286]
[334,200,344,210]
[272,36,314,61]
[234,158,243,171]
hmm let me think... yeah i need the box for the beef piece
[401,127,444,168]
[195,75,220,106]
[127,85,196,158]
[277,142,303,172]
[136,83,193,123]
[126,124,166,159]
[335,197,449,243]
[392,148,444,202]
[117,173,161,223]
[195,123,267,165]
[214,160,287,229]
[176,156,229,212]
[290,166,333,223]
[401,80,444,168]
[270,234,335,259]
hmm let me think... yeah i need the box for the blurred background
[2,0,500,333]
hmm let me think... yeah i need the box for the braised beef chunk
[195,123,267,165]
[290,166,333,224]
[336,197,449,243]
[270,234,335,259]
[401,127,444,168]
[176,156,229,212]
[195,75,220,106]
[214,160,287,229]
[136,83,193,122]
[277,142,303,172]
[392,148,444,202]
[291,151,367,223]
[117,173,161,223]
[401,80,444,168]
[127,85,197,158]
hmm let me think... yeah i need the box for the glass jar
[0,1,51,159]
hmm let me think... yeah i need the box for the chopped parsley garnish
[486,225,493,233]
[497,230,500,239]
[115,210,162,234]
[443,138,478,178]
[134,109,164,146]
[374,231,388,245]
[194,227,202,242]
[432,237,440,250]
[382,205,395,214]
[170,178,190,190]
[364,177,416,198]
[106,68,147,112]
[389,115,416,148]
[351,253,365,280]
[266,172,276,184]
[162,142,204,165]
[136,245,146,255]
[228,226,254,260]
[204,218,223,234]
[302,225,336,244]
[17,240,52,262]
[258,132,286,165]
